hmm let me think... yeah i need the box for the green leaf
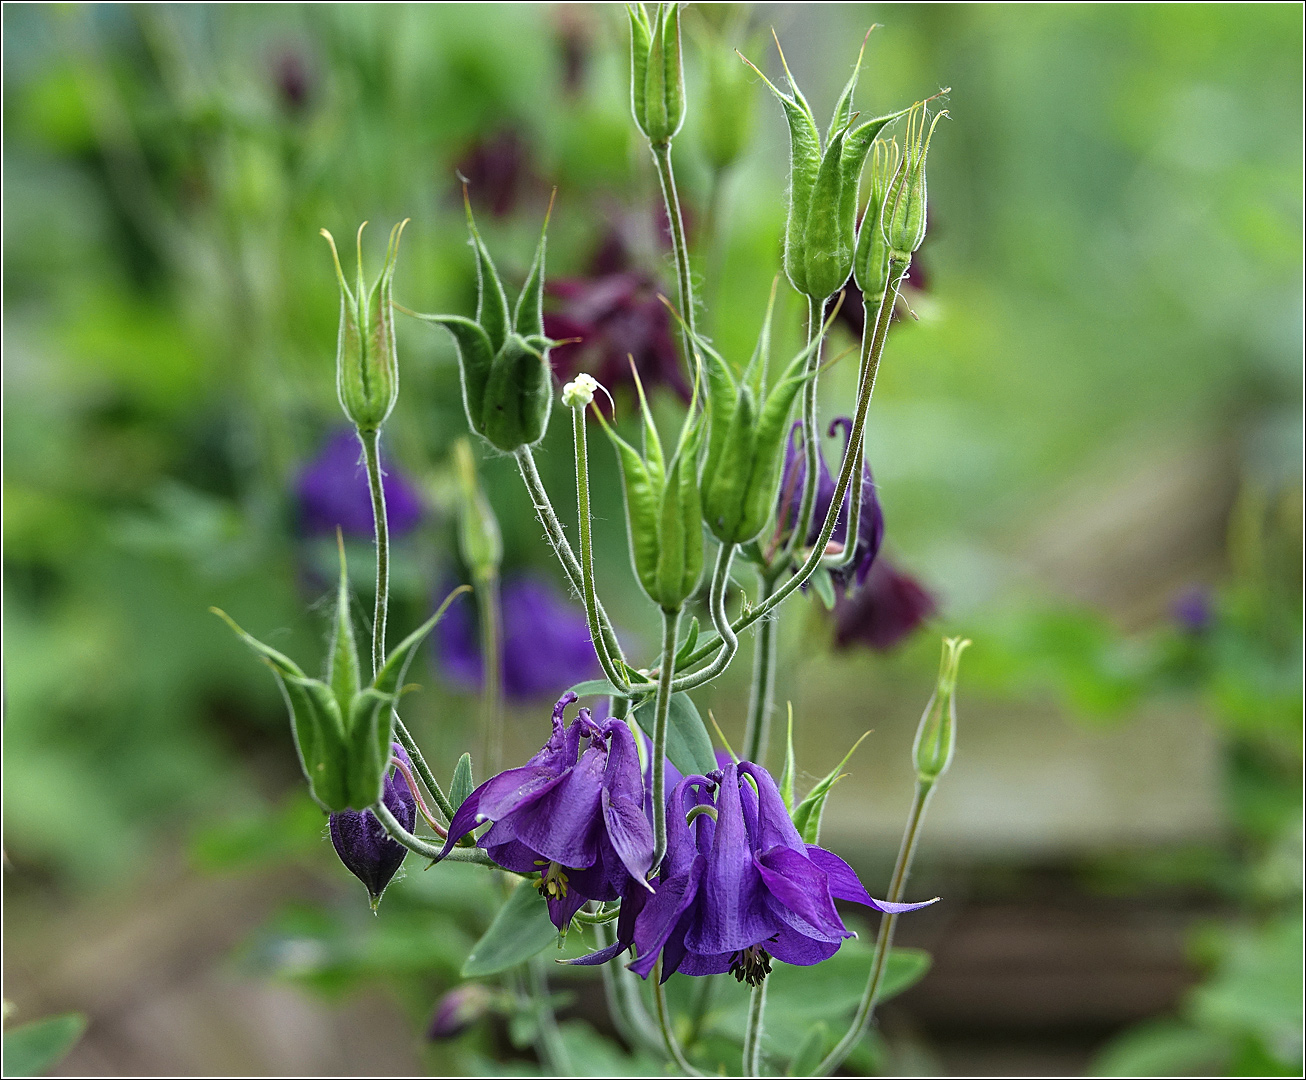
[673,616,699,669]
[779,704,796,811]
[633,691,717,777]
[450,753,475,811]
[568,678,627,699]
[810,566,836,610]
[787,1021,830,1077]
[461,878,559,977]
[792,730,870,844]
[2,1013,87,1078]
[327,538,361,717]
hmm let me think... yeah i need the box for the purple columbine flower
[1172,586,1213,635]
[427,983,494,1041]
[433,693,655,930]
[571,761,936,983]
[329,743,417,907]
[833,557,938,652]
[775,418,885,588]
[435,574,600,701]
[295,429,425,539]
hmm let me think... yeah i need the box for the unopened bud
[853,139,901,304]
[629,3,685,147]
[453,438,502,582]
[322,221,407,434]
[427,983,495,1040]
[884,101,947,261]
[913,636,969,783]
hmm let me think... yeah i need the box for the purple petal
[738,762,807,854]
[602,788,655,884]
[765,926,843,967]
[502,742,607,868]
[547,887,589,931]
[805,845,939,914]
[630,856,706,979]
[754,846,849,942]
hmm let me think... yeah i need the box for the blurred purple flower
[435,573,599,701]
[570,761,936,982]
[427,983,494,1041]
[454,129,540,219]
[1172,586,1213,635]
[435,693,654,930]
[271,46,312,114]
[776,418,885,588]
[329,743,416,906]
[833,557,938,652]
[295,430,424,539]
[553,4,593,96]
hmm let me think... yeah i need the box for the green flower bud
[453,437,502,583]
[913,636,970,784]
[691,282,829,544]
[421,194,556,453]
[698,21,755,172]
[322,220,407,435]
[743,32,907,301]
[213,547,466,812]
[853,139,900,303]
[629,3,685,147]
[884,100,947,261]
[596,362,703,612]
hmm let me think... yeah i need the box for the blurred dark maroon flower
[435,573,600,701]
[329,743,416,906]
[553,4,593,96]
[427,983,495,1040]
[835,253,930,342]
[271,47,312,114]
[776,418,885,589]
[1172,586,1213,635]
[833,557,938,652]
[295,429,425,539]
[454,129,539,219]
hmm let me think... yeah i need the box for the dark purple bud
[271,47,312,114]
[435,574,600,701]
[427,983,494,1040]
[1172,586,1213,635]
[454,129,538,219]
[329,743,416,907]
[833,557,938,652]
[295,429,425,540]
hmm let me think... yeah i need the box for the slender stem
[529,956,574,1075]
[391,717,455,824]
[358,428,388,676]
[514,445,627,670]
[388,754,448,838]
[596,919,664,1056]
[572,904,622,926]
[650,141,696,367]
[658,542,739,694]
[814,778,936,1076]
[675,263,909,669]
[653,958,702,1076]
[823,295,878,574]
[475,570,504,773]
[742,570,780,764]
[685,974,718,1047]
[785,295,825,562]
[371,800,501,868]
[572,406,633,693]
[651,607,681,869]
[742,978,768,1077]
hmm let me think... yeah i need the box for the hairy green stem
[371,800,500,868]
[657,542,739,694]
[391,717,455,824]
[651,606,682,869]
[359,428,389,675]
[742,978,768,1077]
[674,263,909,669]
[475,570,504,772]
[651,141,696,366]
[571,406,633,693]
[742,570,780,764]
[815,777,936,1076]
[514,445,627,670]
[653,958,701,1076]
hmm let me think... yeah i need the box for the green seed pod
[453,438,502,583]
[322,221,407,434]
[596,363,703,612]
[853,138,901,304]
[691,284,829,544]
[884,101,947,261]
[422,195,556,453]
[742,32,907,301]
[212,553,466,812]
[913,636,970,784]
[629,3,685,147]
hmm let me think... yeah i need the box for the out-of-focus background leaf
[3,3,1300,1076]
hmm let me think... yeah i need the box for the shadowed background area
[3,3,1301,1077]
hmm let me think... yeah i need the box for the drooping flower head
[435,573,600,701]
[775,417,885,587]
[572,760,936,981]
[329,742,417,908]
[296,429,425,539]
[833,557,938,652]
[434,693,654,930]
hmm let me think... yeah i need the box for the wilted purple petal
[833,557,938,652]
[296,429,424,539]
